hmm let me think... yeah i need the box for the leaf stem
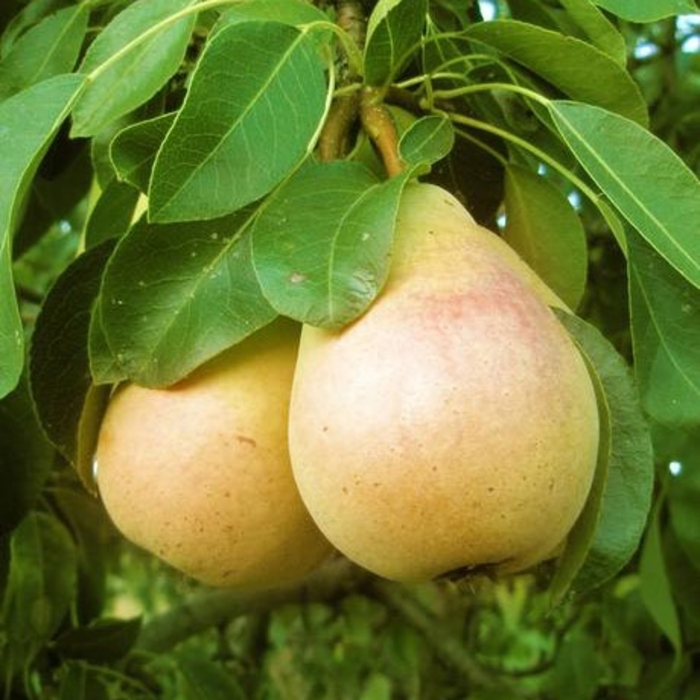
[360,87,405,177]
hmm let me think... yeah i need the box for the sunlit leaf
[71,0,197,137]
[559,0,627,65]
[214,0,329,32]
[149,20,329,223]
[629,233,700,427]
[0,72,86,399]
[94,211,276,387]
[364,0,428,86]
[466,21,648,125]
[549,101,700,290]
[503,164,587,310]
[252,160,410,328]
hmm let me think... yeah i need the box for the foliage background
[1,0,700,698]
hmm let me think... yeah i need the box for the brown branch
[360,87,405,177]
[317,93,361,161]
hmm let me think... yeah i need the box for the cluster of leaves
[0,0,699,697]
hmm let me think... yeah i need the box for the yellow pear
[289,183,599,582]
[94,319,332,589]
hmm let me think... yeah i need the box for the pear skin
[95,318,332,589]
[289,183,599,582]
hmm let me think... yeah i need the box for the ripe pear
[288,183,600,582]
[94,319,332,589]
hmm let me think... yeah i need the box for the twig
[135,557,367,654]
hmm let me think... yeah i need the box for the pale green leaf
[364,0,428,86]
[0,5,88,99]
[552,311,654,599]
[94,211,276,387]
[149,21,329,223]
[628,232,700,426]
[0,73,86,399]
[549,101,700,290]
[593,0,696,21]
[252,161,410,328]
[466,21,648,125]
[71,0,197,137]
[503,164,587,310]
[398,115,455,168]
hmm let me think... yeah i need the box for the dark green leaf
[110,113,175,193]
[29,241,115,472]
[628,232,700,427]
[176,651,247,700]
[639,499,682,656]
[0,379,52,536]
[94,211,276,387]
[54,617,142,662]
[592,0,696,21]
[85,180,141,249]
[549,101,700,290]
[149,21,329,223]
[58,663,109,700]
[398,115,455,169]
[0,72,86,399]
[0,5,88,99]
[364,0,428,87]
[503,164,587,310]
[466,21,648,125]
[553,311,654,598]
[0,0,71,56]
[71,0,197,137]
[252,161,410,328]
[0,512,78,682]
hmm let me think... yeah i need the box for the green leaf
[398,115,455,169]
[503,164,588,310]
[558,0,627,65]
[58,663,109,700]
[0,379,52,536]
[252,161,410,328]
[628,232,700,427]
[466,21,648,126]
[110,113,175,193]
[549,101,700,290]
[54,617,142,662]
[592,0,696,21]
[71,0,197,137]
[1,512,78,685]
[215,0,329,31]
[640,498,683,657]
[149,21,329,223]
[364,0,428,87]
[29,241,115,473]
[94,212,276,387]
[0,0,70,57]
[176,651,247,700]
[0,72,86,399]
[84,180,141,249]
[0,5,88,99]
[552,311,654,598]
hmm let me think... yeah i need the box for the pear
[94,318,332,589]
[288,183,599,582]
